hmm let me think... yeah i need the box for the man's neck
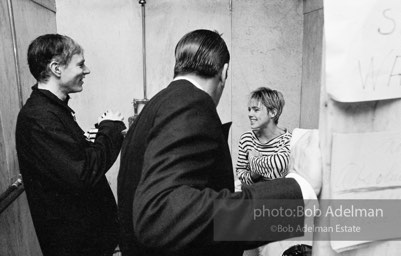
[37,80,68,101]
[174,74,219,99]
[173,74,206,91]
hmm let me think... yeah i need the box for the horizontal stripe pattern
[235,130,292,185]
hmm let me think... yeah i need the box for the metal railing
[0,174,24,214]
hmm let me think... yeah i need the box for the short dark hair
[250,87,285,124]
[27,34,83,82]
[173,29,230,78]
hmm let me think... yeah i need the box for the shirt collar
[173,76,204,92]
[32,84,75,114]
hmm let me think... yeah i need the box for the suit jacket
[16,85,126,256]
[118,80,303,256]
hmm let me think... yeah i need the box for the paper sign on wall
[331,131,401,199]
[330,131,401,252]
[324,0,401,102]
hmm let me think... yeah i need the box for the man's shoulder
[19,97,51,114]
[17,96,61,125]
[148,80,213,111]
[168,80,208,97]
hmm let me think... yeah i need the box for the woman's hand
[248,148,260,159]
[250,171,261,180]
[248,149,262,181]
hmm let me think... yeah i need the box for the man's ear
[220,63,229,84]
[49,60,61,78]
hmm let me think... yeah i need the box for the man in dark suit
[118,29,318,256]
[16,34,126,256]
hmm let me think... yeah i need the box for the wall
[301,0,323,129]
[230,0,304,166]
[56,0,306,196]
[56,0,143,195]
[0,0,56,255]
[56,0,232,196]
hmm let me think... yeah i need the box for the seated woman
[236,87,291,185]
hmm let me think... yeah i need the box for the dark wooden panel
[0,115,7,185]
[31,0,56,12]
[303,0,323,14]
[0,0,20,190]
[0,0,56,255]
[0,1,31,255]
[12,0,57,103]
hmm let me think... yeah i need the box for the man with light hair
[16,34,125,256]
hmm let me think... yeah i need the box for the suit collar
[173,76,203,92]
[31,84,75,114]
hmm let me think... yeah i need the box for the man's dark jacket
[118,80,303,256]
[16,85,126,256]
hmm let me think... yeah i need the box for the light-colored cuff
[286,173,317,200]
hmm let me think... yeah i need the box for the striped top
[235,130,292,185]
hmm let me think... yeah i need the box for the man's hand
[84,128,99,142]
[98,110,124,124]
